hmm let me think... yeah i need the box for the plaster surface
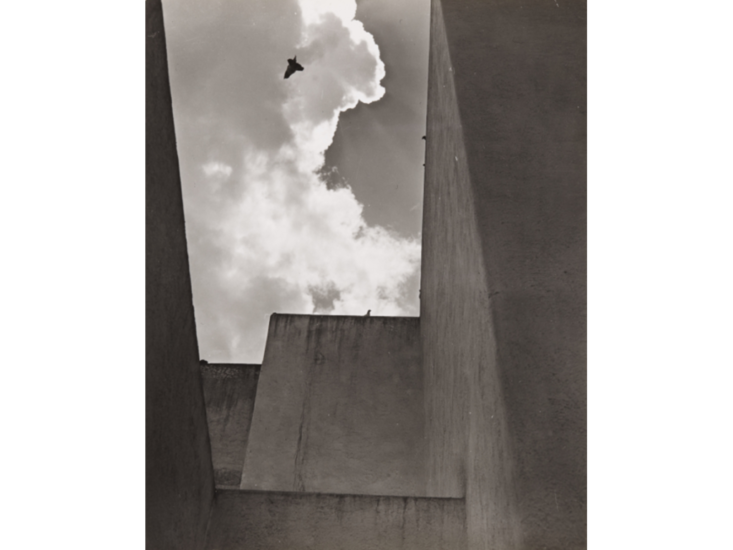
[146,1,214,547]
[206,490,466,550]
[421,0,586,548]
[241,314,426,496]
[202,364,260,489]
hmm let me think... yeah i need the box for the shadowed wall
[241,314,426,496]
[146,0,214,547]
[421,0,586,549]
[202,364,260,489]
[206,490,466,550]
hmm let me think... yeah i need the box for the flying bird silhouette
[284,56,304,79]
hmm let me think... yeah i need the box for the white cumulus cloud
[164,0,420,363]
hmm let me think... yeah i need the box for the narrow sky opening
[163,0,430,363]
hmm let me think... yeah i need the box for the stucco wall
[206,490,466,550]
[146,1,214,547]
[422,1,586,549]
[241,314,425,496]
[202,364,260,488]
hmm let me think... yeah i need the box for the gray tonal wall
[241,314,426,497]
[201,364,260,489]
[146,0,214,547]
[422,0,586,549]
[206,490,466,550]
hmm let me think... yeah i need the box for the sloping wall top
[241,314,426,496]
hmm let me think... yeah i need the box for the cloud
[202,161,232,179]
[163,0,420,362]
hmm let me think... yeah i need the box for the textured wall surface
[422,0,586,549]
[206,490,466,550]
[422,6,520,550]
[241,314,426,496]
[146,0,214,548]
[202,364,260,489]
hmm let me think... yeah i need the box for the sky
[162,0,430,363]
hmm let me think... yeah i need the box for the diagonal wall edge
[146,0,215,547]
[422,0,587,548]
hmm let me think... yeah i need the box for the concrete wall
[241,314,425,496]
[422,5,519,550]
[201,364,260,489]
[146,0,214,547]
[422,1,586,549]
[206,490,466,550]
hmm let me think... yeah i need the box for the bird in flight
[284,56,304,79]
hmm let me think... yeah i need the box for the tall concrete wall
[201,364,260,489]
[241,314,426,496]
[421,5,518,550]
[422,1,586,549]
[146,0,214,547]
[206,490,466,550]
